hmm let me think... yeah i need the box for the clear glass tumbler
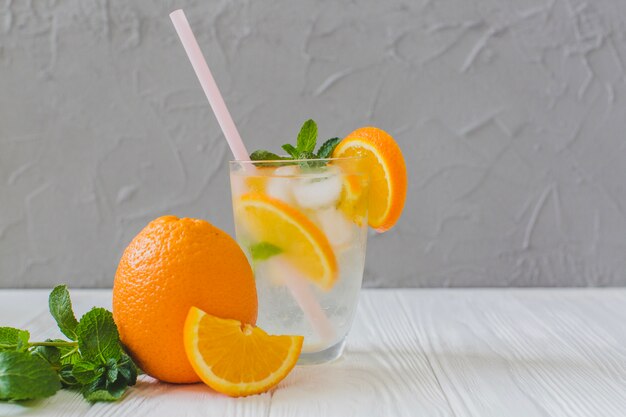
[229,157,369,364]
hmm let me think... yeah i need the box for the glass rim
[229,155,365,164]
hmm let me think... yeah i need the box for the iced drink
[230,157,369,364]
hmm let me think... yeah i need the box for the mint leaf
[117,354,138,386]
[281,143,298,158]
[76,308,122,364]
[79,355,136,402]
[0,327,30,352]
[317,137,342,158]
[49,285,79,340]
[72,360,101,384]
[60,345,81,365]
[31,343,61,368]
[30,340,79,387]
[84,389,122,402]
[59,364,79,387]
[297,152,326,169]
[250,242,282,262]
[105,359,118,384]
[296,119,317,153]
[82,378,129,402]
[250,150,283,161]
[0,351,61,400]
[250,150,289,167]
[297,151,317,160]
[30,339,79,367]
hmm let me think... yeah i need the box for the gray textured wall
[1,0,626,288]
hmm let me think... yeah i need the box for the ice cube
[273,165,299,176]
[266,165,298,204]
[316,207,354,248]
[292,171,342,209]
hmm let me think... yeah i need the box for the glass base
[297,338,346,365]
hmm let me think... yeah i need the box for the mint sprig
[250,119,342,166]
[0,285,138,403]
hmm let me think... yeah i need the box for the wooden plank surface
[404,289,626,417]
[0,289,624,417]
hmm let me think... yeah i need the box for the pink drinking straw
[273,258,336,343]
[169,10,248,161]
[169,9,335,343]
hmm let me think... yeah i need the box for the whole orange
[112,215,258,384]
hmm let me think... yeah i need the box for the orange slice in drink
[184,307,303,397]
[238,166,274,194]
[245,176,267,194]
[235,193,338,290]
[332,127,407,232]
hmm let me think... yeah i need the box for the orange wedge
[332,127,407,232]
[235,193,338,290]
[184,307,303,397]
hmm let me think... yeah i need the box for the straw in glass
[169,9,335,343]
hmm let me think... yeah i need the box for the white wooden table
[1,289,625,417]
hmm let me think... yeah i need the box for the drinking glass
[229,156,369,364]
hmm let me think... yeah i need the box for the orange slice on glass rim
[184,307,303,397]
[332,127,407,232]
